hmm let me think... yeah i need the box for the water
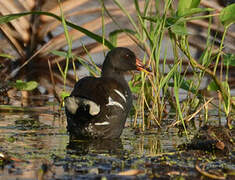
[0,105,234,180]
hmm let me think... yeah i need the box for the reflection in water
[67,137,124,156]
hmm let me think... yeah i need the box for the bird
[64,47,149,139]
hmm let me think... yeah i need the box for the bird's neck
[101,66,132,107]
[101,57,130,91]
[102,68,130,91]
[102,67,124,82]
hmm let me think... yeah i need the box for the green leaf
[219,3,235,26]
[173,71,188,137]
[223,54,235,66]
[160,61,181,89]
[177,0,208,17]
[181,8,214,17]
[0,53,15,59]
[129,74,142,94]
[14,80,38,91]
[142,16,158,23]
[109,33,118,47]
[0,13,23,24]
[165,8,212,29]
[221,82,230,115]
[168,77,198,95]
[207,80,229,92]
[59,2,72,56]
[190,0,201,9]
[129,81,141,94]
[177,0,192,16]
[165,17,179,27]
[51,50,68,57]
[171,23,188,35]
[180,80,196,93]
[0,11,114,49]
[207,80,219,91]
[198,47,212,66]
[60,91,70,100]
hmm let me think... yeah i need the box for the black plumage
[65,47,149,139]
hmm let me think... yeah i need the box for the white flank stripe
[94,121,110,126]
[106,97,124,110]
[114,89,126,102]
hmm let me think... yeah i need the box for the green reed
[102,0,235,131]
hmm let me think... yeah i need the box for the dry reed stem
[40,0,90,22]
[48,59,61,103]
[201,0,223,11]
[0,0,30,42]
[169,98,214,127]
[18,0,35,11]
[117,169,144,176]
[0,24,25,57]
[195,161,226,180]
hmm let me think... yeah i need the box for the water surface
[0,106,234,180]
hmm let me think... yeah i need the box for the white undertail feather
[64,96,100,115]
[83,100,100,115]
[64,96,78,114]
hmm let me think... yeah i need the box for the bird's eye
[125,54,129,58]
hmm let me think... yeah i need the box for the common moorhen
[64,47,149,139]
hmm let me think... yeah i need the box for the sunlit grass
[101,0,235,130]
